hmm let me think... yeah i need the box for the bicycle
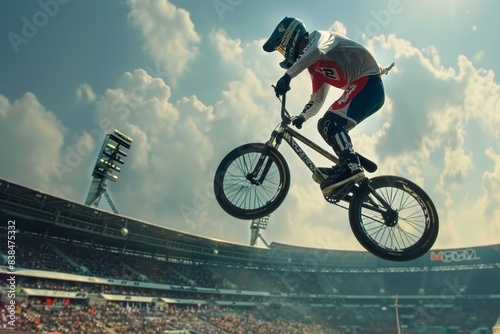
[213,93,439,261]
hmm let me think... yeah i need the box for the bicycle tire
[214,143,291,220]
[348,176,439,261]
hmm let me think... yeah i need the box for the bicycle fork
[247,151,275,186]
[247,129,285,185]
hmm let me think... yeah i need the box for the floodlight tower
[84,129,132,214]
[249,216,270,247]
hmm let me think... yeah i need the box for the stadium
[0,177,499,334]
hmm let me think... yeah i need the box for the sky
[1,0,499,252]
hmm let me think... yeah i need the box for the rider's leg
[317,113,364,194]
[311,114,344,184]
[316,75,385,195]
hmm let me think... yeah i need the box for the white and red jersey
[285,30,383,120]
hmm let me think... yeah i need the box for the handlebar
[273,86,292,125]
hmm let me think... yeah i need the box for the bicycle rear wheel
[214,143,290,220]
[349,176,439,261]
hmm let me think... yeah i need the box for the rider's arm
[299,83,329,121]
[285,30,335,79]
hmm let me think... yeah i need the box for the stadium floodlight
[91,130,132,182]
[249,216,270,247]
[84,129,132,214]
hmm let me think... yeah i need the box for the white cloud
[328,20,348,36]
[127,0,201,79]
[462,64,500,139]
[0,93,67,194]
[75,83,96,104]
[209,28,244,64]
[482,148,500,222]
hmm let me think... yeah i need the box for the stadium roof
[1,179,499,270]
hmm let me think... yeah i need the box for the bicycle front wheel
[349,176,439,261]
[214,143,290,220]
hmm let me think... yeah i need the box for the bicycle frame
[250,93,392,210]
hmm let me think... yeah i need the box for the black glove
[292,115,305,129]
[274,73,291,97]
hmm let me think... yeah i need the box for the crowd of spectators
[61,246,141,282]
[2,298,497,334]
[15,241,75,274]
[121,256,187,285]
[0,300,344,334]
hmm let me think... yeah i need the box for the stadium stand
[1,178,499,333]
